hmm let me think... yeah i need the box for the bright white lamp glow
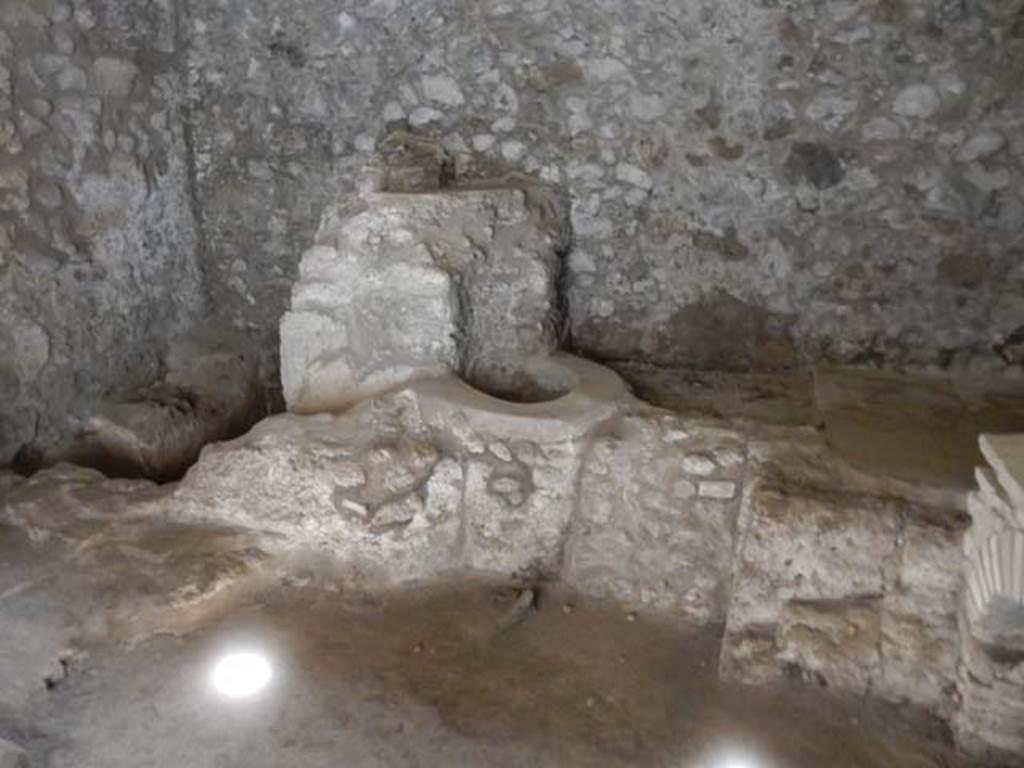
[697,742,767,768]
[210,651,272,699]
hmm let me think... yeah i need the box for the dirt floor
[2,579,965,768]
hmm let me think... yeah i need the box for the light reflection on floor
[12,581,965,768]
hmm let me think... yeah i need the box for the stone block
[562,413,745,622]
[281,181,570,413]
[168,402,462,585]
[776,597,881,693]
[720,437,964,712]
[0,463,269,701]
[461,442,578,578]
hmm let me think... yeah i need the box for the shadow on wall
[12,330,267,484]
[657,290,799,371]
[0,0,204,468]
[186,0,1024,388]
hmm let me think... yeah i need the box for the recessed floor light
[210,651,273,699]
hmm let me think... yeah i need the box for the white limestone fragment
[489,442,513,462]
[337,11,357,35]
[382,101,405,123]
[805,95,858,132]
[354,133,376,153]
[409,106,443,127]
[673,479,697,498]
[682,454,716,476]
[491,116,515,132]
[892,84,940,119]
[833,25,873,44]
[472,134,495,151]
[956,131,1005,163]
[501,140,525,161]
[585,57,629,82]
[615,163,652,190]
[699,481,736,500]
[630,92,666,121]
[422,73,465,107]
[56,64,87,91]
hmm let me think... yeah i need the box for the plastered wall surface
[3,0,1023,461]
[0,0,203,463]
[186,0,1024,384]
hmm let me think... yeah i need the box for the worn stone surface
[720,435,968,715]
[0,0,204,464]
[613,363,822,427]
[955,612,1024,766]
[0,465,270,632]
[280,178,570,413]
[0,464,271,718]
[168,356,650,589]
[563,412,745,622]
[420,356,635,577]
[167,399,464,584]
[184,0,1024,385]
[170,355,636,583]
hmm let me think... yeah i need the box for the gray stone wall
[186,0,1024,384]
[0,0,203,463]
[4,0,1022,462]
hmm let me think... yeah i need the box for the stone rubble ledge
[718,435,968,716]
